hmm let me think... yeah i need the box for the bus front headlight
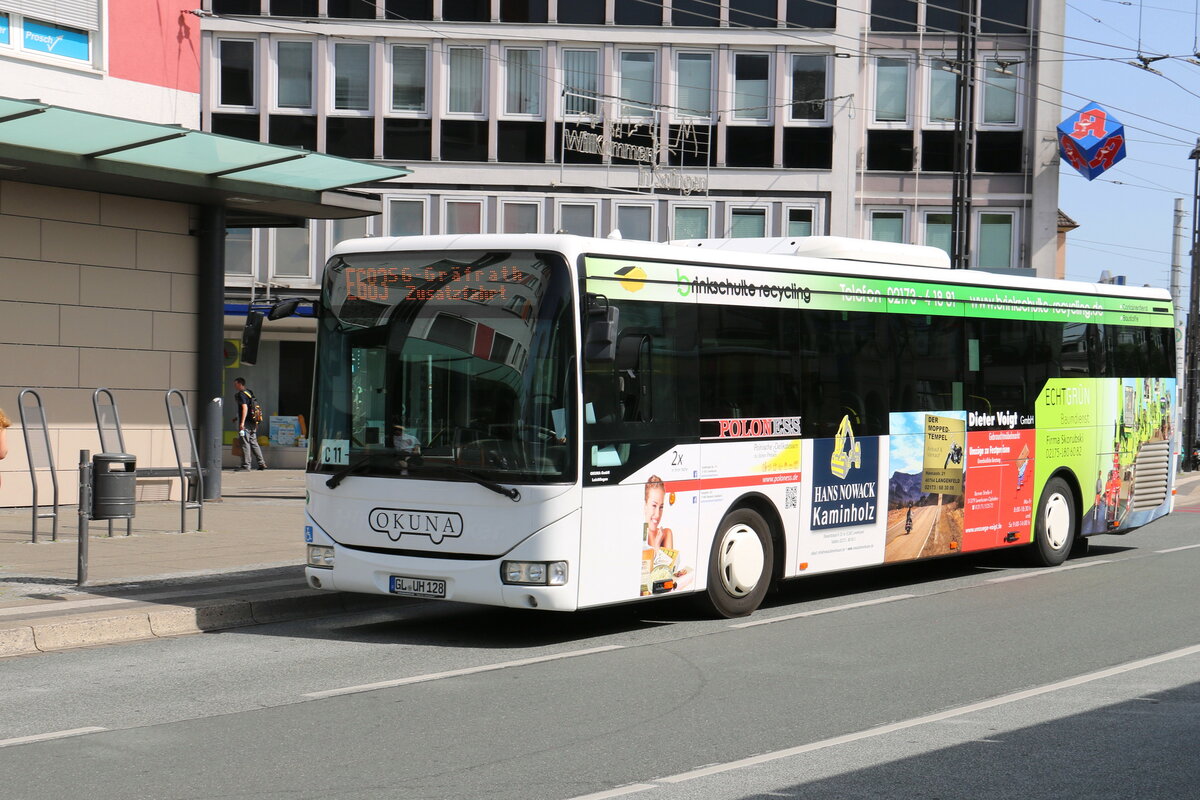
[307,545,335,568]
[501,561,568,586]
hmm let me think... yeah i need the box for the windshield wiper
[412,461,521,502]
[325,453,375,489]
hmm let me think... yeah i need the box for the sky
[1059,0,1200,302]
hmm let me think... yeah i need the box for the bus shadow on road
[730,680,1200,800]
[277,599,685,649]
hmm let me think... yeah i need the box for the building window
[328,0,374,18]
[673,0,718,26]
[502,201,540,233]
[448,47,485,115]
[782,128,832,168]
[562,49,600,115]
[925,0,961,33]
[981,59,1019,126]
[729,0,775,28]
[443,0,489,22]
[445,200,483,234]
[220,40,256,107]
[331,216,376,252]
[225,228,253,275]
[924,212,953,257]
[978,212,1015,268]
[673,206,710,239]
[726,127,774,167]
[874,56,909,124]
[272,225,311,278]
[976,131,1023,172]
[276,41,313,109]
[790,54,828,122]
[730,207,766,237]
[500,0,548,23]
[386,0,432,20]
[559,203,596,236]
[505,48,543,116]
[786,207,814,236]
[389,199,426,236]
[870,0,916,32]
[333,43,371,111]
[616,204,654,240]
[867,130,914,170]
[981,0,1028,34]
[676,53,713,119]
[558,0,604,24]
[619,52,656,117]
[733,53,770,121]
[920,130,955,172]
[615,0,662,26]
[442,120,488,160]
[787,0,835,28]
[870,210,906,243]
[927,59,957,125]
[391,46,427,113]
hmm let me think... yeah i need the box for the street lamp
[1185,139,1200,470]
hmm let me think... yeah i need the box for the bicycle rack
[18,389,58,543]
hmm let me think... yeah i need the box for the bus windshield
[311,249,577,484]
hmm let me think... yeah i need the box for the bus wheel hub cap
[720,525,764,597]
[1045,493,1071,550]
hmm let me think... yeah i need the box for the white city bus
[301,234,1176,616]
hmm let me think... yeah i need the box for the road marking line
[0,727,108,748]
[303,645,625,699]
[985,559,1111,583]
[729,595,916,629]
[651,643,1200,786]
[0,577,303,618]
[1156,543,1200,553]
[567,784,658,800]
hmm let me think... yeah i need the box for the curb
[0,590,396,659]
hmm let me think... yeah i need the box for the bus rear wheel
[1027,476,1076,567]
[702,508,773,618]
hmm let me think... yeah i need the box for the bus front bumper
[303,511,581,611]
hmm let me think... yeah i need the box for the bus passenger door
[576,284,699,608]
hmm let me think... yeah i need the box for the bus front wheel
[1028,476,1076,567]
[702,508,773,618]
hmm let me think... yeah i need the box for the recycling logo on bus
[811,416,880,530]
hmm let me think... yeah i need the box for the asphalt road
[1,509,1198,800]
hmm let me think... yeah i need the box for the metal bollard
[77,450,91,587]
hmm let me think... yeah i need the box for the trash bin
[92,453,137,520]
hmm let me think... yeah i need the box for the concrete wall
[0,180,200,509]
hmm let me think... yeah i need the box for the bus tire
[1027,476,1076,567]
[702,508,773,618]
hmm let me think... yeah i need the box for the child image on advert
[640,475,693,595]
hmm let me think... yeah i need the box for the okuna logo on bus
[369,508,464,545]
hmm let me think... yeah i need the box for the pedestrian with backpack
[233,377,267,471]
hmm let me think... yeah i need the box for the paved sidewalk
[0,469,397,658]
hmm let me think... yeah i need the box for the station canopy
[0,97,410,226]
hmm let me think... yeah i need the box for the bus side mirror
[584,295,619,362]
[241,311,264,366]
[267,298,302,320]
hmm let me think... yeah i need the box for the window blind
[4,0,99,30]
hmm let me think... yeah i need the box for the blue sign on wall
[23,18,89,62]
[811,417,880,530]
[0,14,10,45]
